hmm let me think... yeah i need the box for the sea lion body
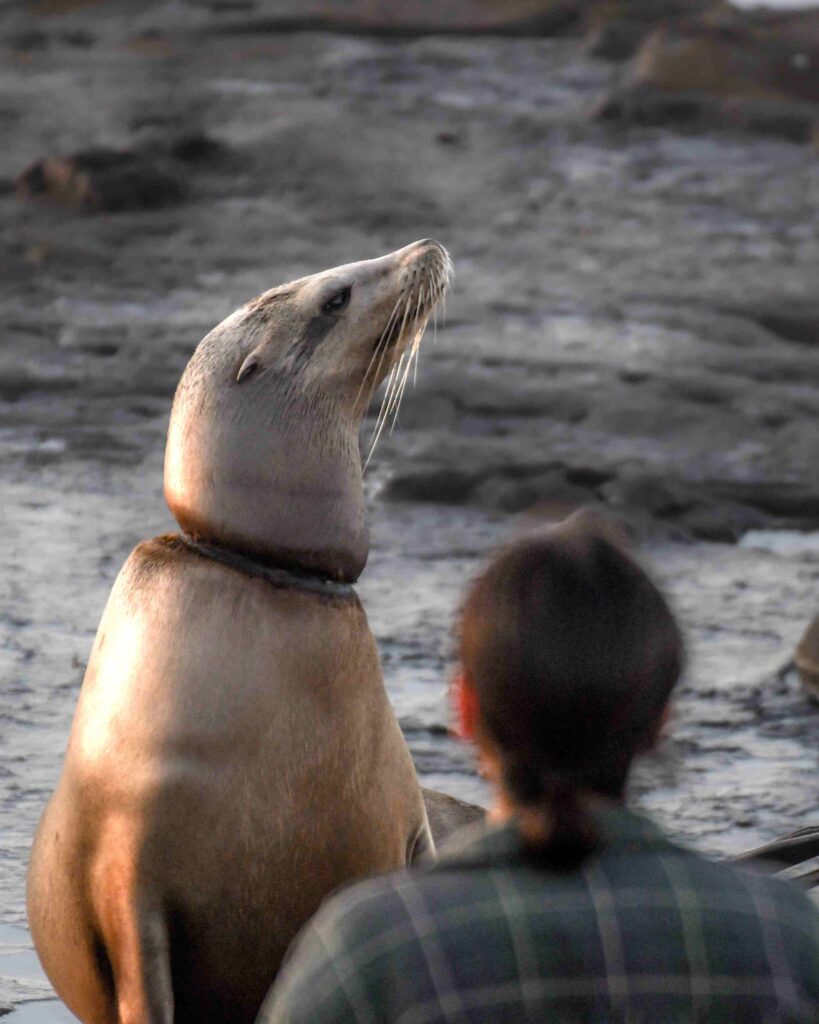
[28,241,451,1024]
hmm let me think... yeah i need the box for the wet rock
[168,133,225,163]
[596,12,819,141]
[202,0,585,36]
[582,0,726,61]
[0,370,77,402]
[385,466,481,505]
[601,475,697,518]
[6,30,49,51]
[16,148,186,213]
[599,475,768,542]
[796,615,819,700]
[474,468,596,515]
[584,20,650,60]
[599,89,818,143]
[675,500,772,544]
[708,483,819,523]
[57,326,120,356]
[721,300,819,348]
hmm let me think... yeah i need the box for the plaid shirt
[258,806,819,1023]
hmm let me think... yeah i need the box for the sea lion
[27,239,452,1024]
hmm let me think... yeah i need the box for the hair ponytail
[503,753,601,871]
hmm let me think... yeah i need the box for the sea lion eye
[322,287,351,315]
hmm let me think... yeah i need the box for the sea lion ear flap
[236,350,261,384]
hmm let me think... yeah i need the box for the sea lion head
[164,239,452,582]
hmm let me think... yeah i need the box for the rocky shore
[3,1,818,542]
[1,1,818,1017]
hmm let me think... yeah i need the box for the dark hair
[458,512,684,871]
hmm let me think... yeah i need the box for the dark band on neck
[180,534,357,599]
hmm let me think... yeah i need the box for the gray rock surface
[597,8,819,140]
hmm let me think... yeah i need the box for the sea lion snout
[394,237,449,264]
[389,237,453,288]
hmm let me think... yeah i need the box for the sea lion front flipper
[422,787,486,851]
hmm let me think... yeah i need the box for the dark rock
[565,466,616,488]
[206,0,584,36]
[0,370,77,402]
[384,467,480,504]
[7,30,49,51]
[722,301,819,347]
[601,475,696,518]
[596,12,819,141]
[597,87,818,142]
[708,482,819,522]
[435,130,464,147]
[16,148,186,213]
[61,29,96,46]
[585,20,651,60]
[169,133,225,162]
[675,500,772,543]
[474,469,596,514]
[796,615,819,700]
[582,0,726,61]
[601,475,779,541]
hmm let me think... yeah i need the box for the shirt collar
[432,803,671,871]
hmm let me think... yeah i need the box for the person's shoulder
[309,865,434,940]
[733,859,819,928]
[309,832,503,946]
[663,840,819,940]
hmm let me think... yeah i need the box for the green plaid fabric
[258,807,819,1023]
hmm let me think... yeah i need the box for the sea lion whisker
[370,333,406,449]
[395,291,414,352]
[389,356,413,436]
[375,359,399,432]
[363,250,451,459]
[385,326,414,421]
[354,342,384,414]
[364,356,402,468]
[389,315,428,436]
[364,297,404,422]
[381,348,407,428]
[361,339,391,432]
[390,356,412,434]
[411,287,427,387]
[354,295,402,414]
[358,290,406,430]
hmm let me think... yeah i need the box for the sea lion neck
[178,534,359,596]
[164,365,369,583]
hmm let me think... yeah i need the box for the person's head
[455,511,684,869]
